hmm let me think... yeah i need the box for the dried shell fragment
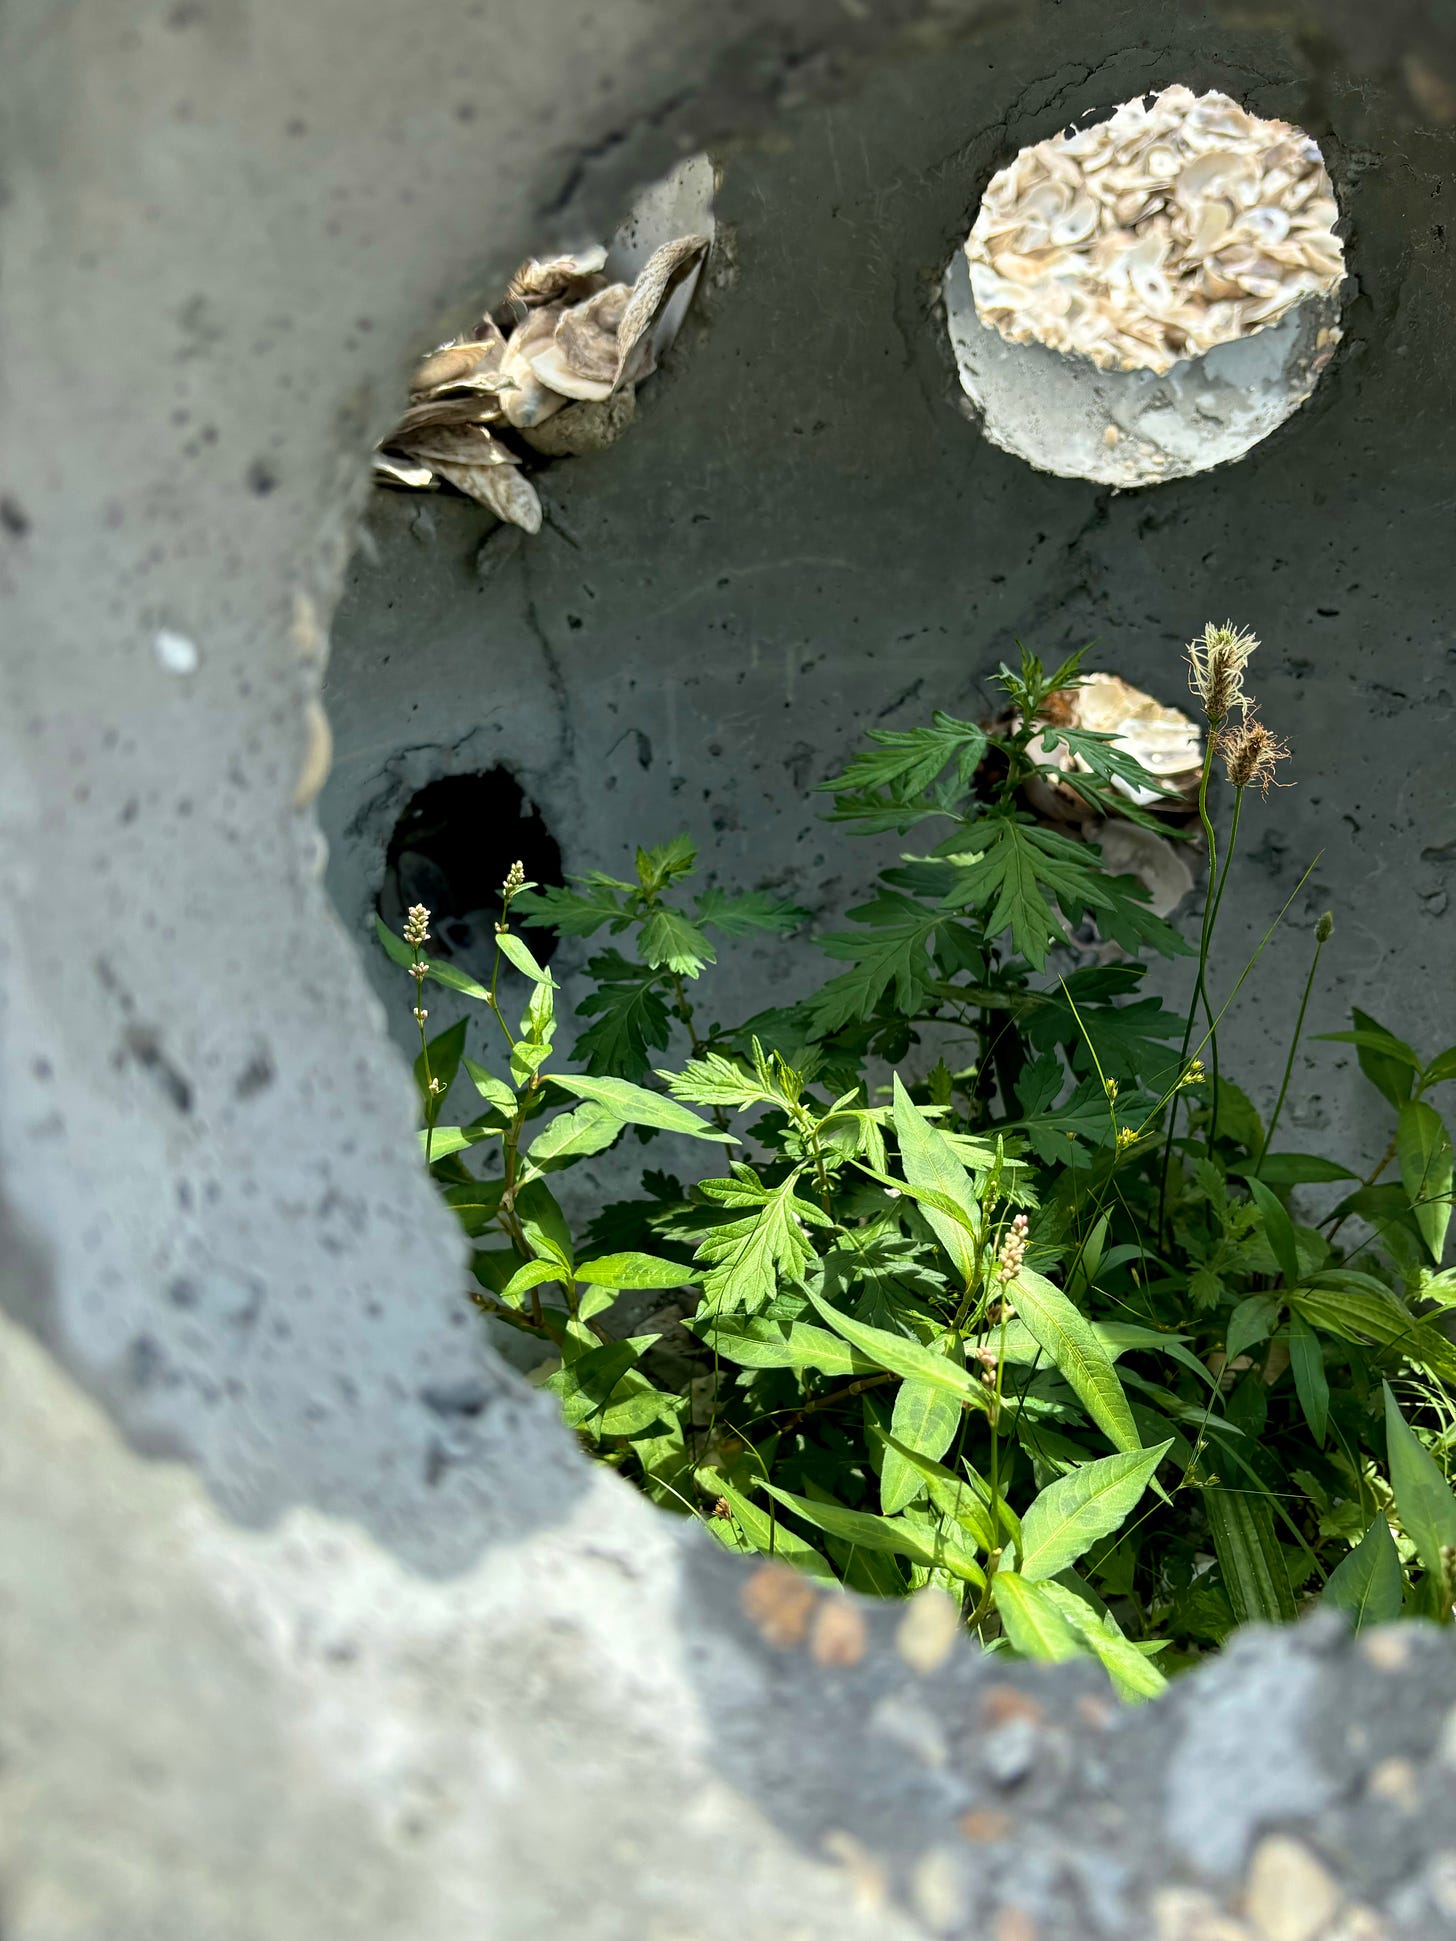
[371,450,435,489]
[432,460,542,533]
[1072,672,1202,805]
[372,215,709,532]
[965,85,1344,373]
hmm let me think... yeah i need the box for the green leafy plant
[383,630,1455,1693]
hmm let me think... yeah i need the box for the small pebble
[1367,1756,1419,1811]
[153,628,199,675]
[1359,1629,1410,1673]
[1153,1886,1251,1940]
[810,1595,867,1668]
[821,1829,888,1912]
[982,1716,1041,1788]
[896,1589,960,1674]
[739,1564,816,1647]
[960,1807,1013,1844]
[994,1909,1038,1941]
[1243,1835,1342,1941]
[981,1683,1045,1729]
[911,1847,969,1933]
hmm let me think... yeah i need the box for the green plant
[382,631,1456,1694]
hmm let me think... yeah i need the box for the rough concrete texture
[4,0,1456,1934]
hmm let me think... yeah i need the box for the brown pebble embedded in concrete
[739,1563,817,1648]
[821,1829,890,1913]
[1359,1628,1411,1673]
[994,1907,1039,1941]
[1367,1755,1420,1810]
[981,1683,1046,1729]
[959,1807,1013,1844]
[895,1588,960,1674]
[1243,1835,1343,1941]
[810,1594,868,1668]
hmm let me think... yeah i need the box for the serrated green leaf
[807,1290,991,1413]
[1398,1099,1453,1262]
[991,1571,1083,1662]
[1287,1312,1329,1445]
[574,951,672,1082]
[694,888,809,937]
[514,881,629,937]
[1383,1381,1456,1586]
[639,905,715,978]
[1203,1485,1296,1624]
[696,1166,828,1312]
[1018,1442,1171,1582]
[662,1050,777,1112]
[817,712,989,799]
[807,892,941,1032]
[892,1074,981,1284]
[882,1380,962,1515]
[636,834,697,893]
[760,1482,985,1585]
[547,1072,734,1144]
[1323,1514,1405,1631]
[1008,1266,1142,1455]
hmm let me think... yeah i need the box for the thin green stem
[411,941,437,1167]
[1255,931,1326,1168]
[1201,785,1245,1148]
[1158,731,1221,1234]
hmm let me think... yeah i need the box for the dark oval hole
[377,768,564,978]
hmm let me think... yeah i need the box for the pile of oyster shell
[372,233,710,532]
[1018,673,1204,919]
[965,85,1344,375]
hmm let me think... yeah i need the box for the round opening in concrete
[943,85,1347,486]
[379,769,564,977]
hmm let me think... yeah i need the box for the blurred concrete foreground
[3,1,1456,1934]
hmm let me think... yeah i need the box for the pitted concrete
[4,0,1456,1934]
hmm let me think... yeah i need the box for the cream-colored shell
[965,86,1345,374]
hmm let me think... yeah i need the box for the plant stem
[1255,928,1326,1167]
[1200,785,1245,1147]
[412,940,437,1167]
[1157,732,1220,1234]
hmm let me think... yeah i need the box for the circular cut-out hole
[378,769,564,976]
[944,85,1346,485]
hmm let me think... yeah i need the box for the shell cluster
[373,233,710,531]
[965,86,1345,375]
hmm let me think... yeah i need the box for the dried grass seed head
[1217,710,1291,793]
[1186,620,1259,723]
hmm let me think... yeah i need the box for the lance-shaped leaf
[1323,1514,1404,1632]
[1036,1580,1168,1701]
[698,1476,837,1582]
[882,1380,963,1515]
[991,1572,1083,1663]
[760,1482,985,1586]
[546,1072,734,1143]
[1008,1266,1141,1454]
[1017,1442,1171,1582]
[1383,1381,1456,1587]
[694,1313,876,1378]
[892,1074,982,1283]
[1203,1485,1296,1624]
[807,1290,991,1414]
[1398,1099,1453,1263]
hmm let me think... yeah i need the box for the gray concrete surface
[4,0,1456,1934]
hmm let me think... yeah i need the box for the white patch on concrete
[153,627,200,675]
